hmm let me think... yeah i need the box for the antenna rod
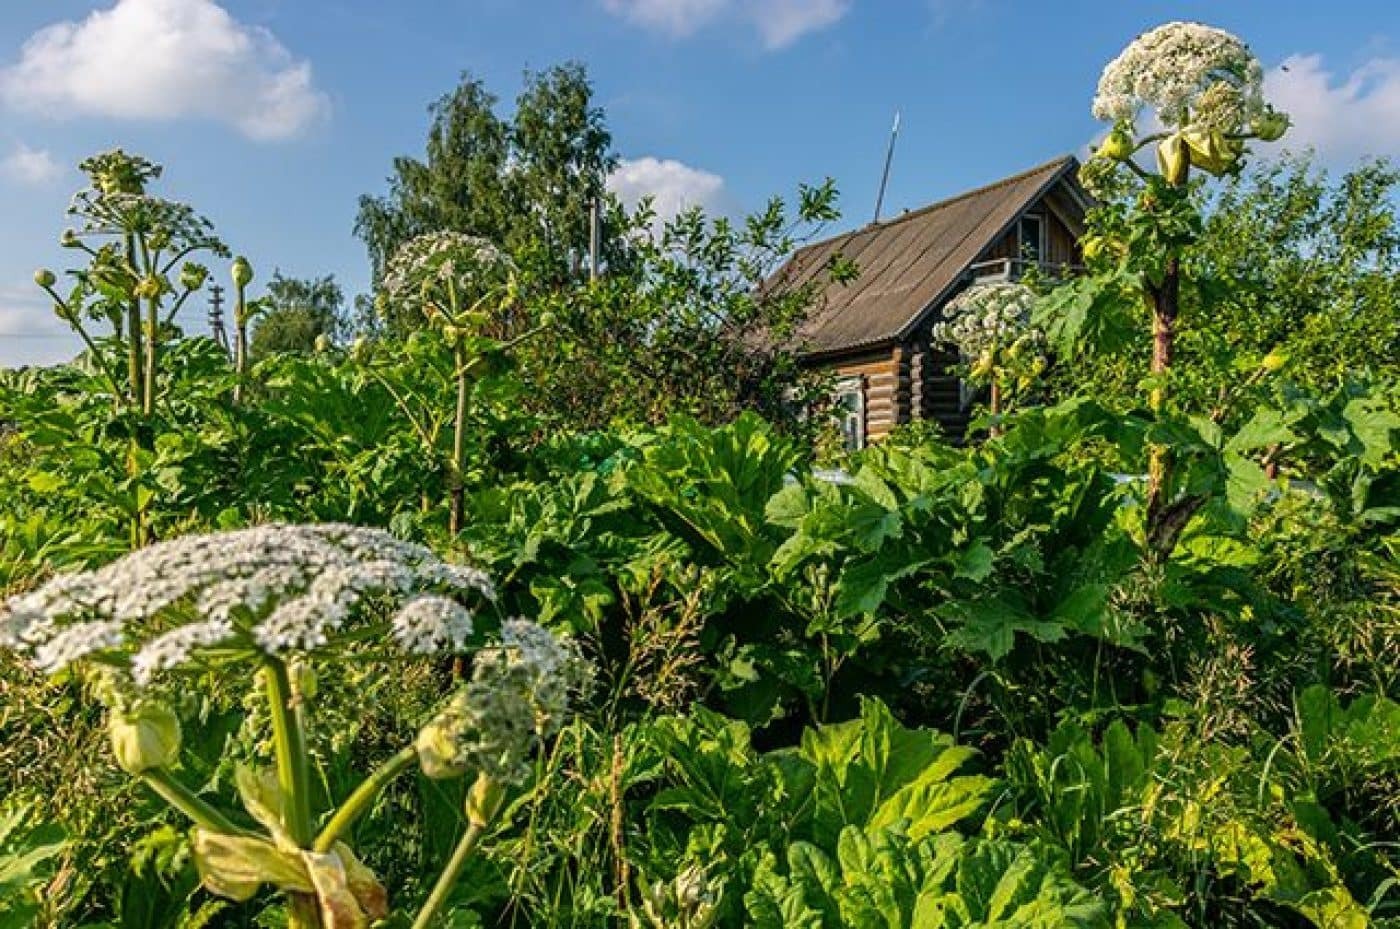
[873,109,901,224]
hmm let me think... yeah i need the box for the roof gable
[777,156,1081,358]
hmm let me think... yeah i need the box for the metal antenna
[208,284,230,356]
[873,109,901,224]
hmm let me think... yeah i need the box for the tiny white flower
[391,596,474,655]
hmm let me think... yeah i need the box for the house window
[1017,214,1044,262]
[833,377,865,451]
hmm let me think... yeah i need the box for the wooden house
[773,155,1091,447]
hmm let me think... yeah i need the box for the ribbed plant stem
[411,822,486,929]
[448,346,469,535]
[264,659,314,848]
[313,746,417,853]
[141,767,249,836]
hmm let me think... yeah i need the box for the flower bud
[1099,126,1134,162]
[1261,351,1288,372]
[1252,108,1290,143]
[1182,129,1242,177]
[231,256,254,290]
[180,263,209,292]
[291,661,318,700]
[466,771,505,828]
[134,275,164,300]
[350,337,372,365]
[61,229,81,248]
[34,268,56,289]
[415,715,467,780]
[109,701,181,775]
[1157,134,1189,185]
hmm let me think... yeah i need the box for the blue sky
[2,0,1398,366]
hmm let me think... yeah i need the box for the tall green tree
[250,273,346,359]
[356,63,616,331]
[1050,155,1400,417]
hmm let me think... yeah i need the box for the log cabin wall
[827,346,907,442]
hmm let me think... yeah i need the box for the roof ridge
[855,154,1076,235]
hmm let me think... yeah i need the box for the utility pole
[873,109,902,224]
[208,284,230,356]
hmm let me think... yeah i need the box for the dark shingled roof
[775,155,1079,358]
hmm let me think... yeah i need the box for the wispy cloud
[602,0,850,49]
[607,156,728,226]
[1266,53,1400,161]
[1,144,63,186]
[0,0,330,141]
[0,284,78,369]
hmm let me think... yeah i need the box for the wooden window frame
[833,376,866,451]
[1018,213,1045,262]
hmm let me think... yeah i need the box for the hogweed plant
[376,232,547,534]
[33,150,229,546]
[931,281,1044,424]
[0,523,588,928]
[1080,22,1288,558]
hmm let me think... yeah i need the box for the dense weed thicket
[2,19,1399,929]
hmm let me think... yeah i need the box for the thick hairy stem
[448,347,469,536]
[412,774,504,929]
[1145,256,1182,561]
[143,296,159,416]
[313,746,417,853]
[233,285,248,405]
[264,660,315,848]
[124,234,143,409]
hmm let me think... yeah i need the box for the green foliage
[249,273,346,359]
[0,804,68,929]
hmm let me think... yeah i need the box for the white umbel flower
[391,595,475,655]
[931,282,1040,362]
[1092,22,1264,133]
[0,523,496,684]
[415,618,589,785]
[131,620,235,686]
[379,232,514,325]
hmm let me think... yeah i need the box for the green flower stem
[448,345,469,535]
[141,767,251,837]
[312,745,417,853]
[264,659,315,849]
[143,293,159,416]
[410,821,487,929]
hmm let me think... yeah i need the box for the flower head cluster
[931,282,1040,364]
[1092,22,1264,133]
[1,523,495,685]
[415,618,590,786]
[379,232,514,323]
[66,150,226,256]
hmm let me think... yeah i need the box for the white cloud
[607,156,728,225]
[1265,54,1400,161]
[602,0,850,49]
[0,0,329,141]
[0,285,79,369]
[1,144,63,186]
